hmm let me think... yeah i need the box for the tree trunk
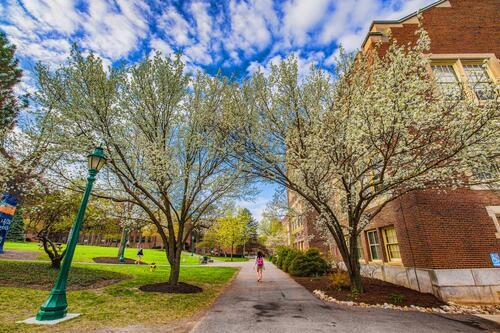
[167,247,182,286]
[51,256,63,269]
[230,244,233,261]
[338,239,364,293]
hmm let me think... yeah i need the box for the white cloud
[182,2,215,65]
[225,0,277,60]
[81,1,149,59]
[282,0,330,46]
[150,38,174,56]
[157,7,192,46]
[22,0,81,34]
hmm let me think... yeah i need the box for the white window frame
[486,206,500,239]
[367,230,381,261]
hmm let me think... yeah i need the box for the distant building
[286,0,500,304]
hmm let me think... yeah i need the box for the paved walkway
[191,261,499,333]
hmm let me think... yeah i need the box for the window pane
[383,227,401,261]
[387,244,401,259]
[385,228,397,244]
[432,65,462,100]
[367,231,380,260]
[463,64,494,100]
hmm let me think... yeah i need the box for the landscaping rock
[313,290,500,315]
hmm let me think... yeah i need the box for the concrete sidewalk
[190,261,499,333]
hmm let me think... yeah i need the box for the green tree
[6,210,24,242]
[24,188,119,268]
[24,190,78,268]
[214,214,247,261]
[0,31,23,134]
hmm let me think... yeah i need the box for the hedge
[288,248,330,277]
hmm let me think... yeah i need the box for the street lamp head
[87,146,107,172]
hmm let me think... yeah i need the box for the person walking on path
[135,245,144,264]
[254,251,265,282]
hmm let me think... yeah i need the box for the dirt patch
[93,256,147,265]
[293,273,445,308]
[0,249,40,260]
[139,282,203,294]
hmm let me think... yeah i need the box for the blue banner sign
[0,193,17,253]
[490,253,500,267]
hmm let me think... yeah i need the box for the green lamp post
[118,227,129,263]
[36,147,107,321]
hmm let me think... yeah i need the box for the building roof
[361,0,449,49]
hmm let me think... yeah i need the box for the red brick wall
[377,0,500,56]
[290,208,330,255]
[364,189,500,269]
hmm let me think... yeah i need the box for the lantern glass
[87,147,107,172]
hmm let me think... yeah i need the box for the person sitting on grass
[254,251,265,282]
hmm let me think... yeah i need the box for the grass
[0,261,130,290]
[0,260,238,333]
[3,241,200,265]
[209,255,249,262]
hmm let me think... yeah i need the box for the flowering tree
[258,193,288,253]
[35,49,252,286]
[222,27,499,292]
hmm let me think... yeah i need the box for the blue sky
[0,0,434,220]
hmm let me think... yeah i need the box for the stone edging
[313,290,500,315]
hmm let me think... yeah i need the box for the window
[463,63,494,100]
[431,64,462,100]
[382,226,401,261]
[486,206,500,239]
[431,59,496,101]
[367,230,381,261]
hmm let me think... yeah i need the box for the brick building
[286,0,500,304]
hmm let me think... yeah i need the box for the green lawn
[0,260,238,332]
[210,255,249,262]
[3,241,200,265]
[0,261,130,290]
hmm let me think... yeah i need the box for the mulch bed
[93,256,147,265]
[292,273,445,308]
[139,282,203,294]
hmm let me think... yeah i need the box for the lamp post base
[36,289,68,321]
[19,313,80,325]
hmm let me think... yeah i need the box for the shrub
[288,248,330,277]
[282,249,301,273]
[276,247,292,269]
[330,270,350,290]
[272,255,278,265]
